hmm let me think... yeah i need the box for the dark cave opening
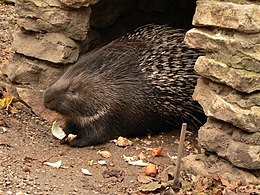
[82,0,197,51]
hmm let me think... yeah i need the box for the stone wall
[184,0,260,184]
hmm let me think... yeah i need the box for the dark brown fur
[44,24,205,147]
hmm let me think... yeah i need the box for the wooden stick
[173,123,187,186]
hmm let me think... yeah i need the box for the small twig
[173,123,187,187]
[41,148,70,164]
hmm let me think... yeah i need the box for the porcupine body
[44,24,206,147]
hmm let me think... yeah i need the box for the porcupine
[43,24,206,147]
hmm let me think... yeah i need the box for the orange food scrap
[145,164,158,177]
[151,147,163,157]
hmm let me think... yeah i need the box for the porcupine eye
[68,86,78,97]
[69,88,75,94]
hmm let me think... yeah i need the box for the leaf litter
[0,87,17,113]
[43,160,62,168]
[81,168,93,176]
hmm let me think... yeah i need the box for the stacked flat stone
[1,0,95,118]
[184,0,260,184]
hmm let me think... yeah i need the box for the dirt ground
[1,2,259,195]
[1,108,199,195]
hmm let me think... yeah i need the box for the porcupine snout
[43,87,59,111]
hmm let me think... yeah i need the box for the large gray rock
[12,30,80,64]
[2,54,63,88]
[193,0,260,33]
[184,28,260,63]
[199,118,260,169]
[195,56,260,93]
[193,78,260,133]
[182,154,259,185]
[16,0,91,41]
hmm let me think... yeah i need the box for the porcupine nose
[43,87,56,110]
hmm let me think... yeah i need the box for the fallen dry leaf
[181,180,193,191]
[167,152,177,161]
[160,165,175,182]
[81,168,93,176]
[137,175,155,184]
[0,91,13,109]
[102,169,124,182]
[97,160,107,165]
[219,176,239,189]
[122,155,150,166]
[43,160,62,168]
[0,90,16,113]
[139,181,162,192]
[195,176,209,190]
[122,155,137,162]
[138,152,146,160]
[128,160,150,167]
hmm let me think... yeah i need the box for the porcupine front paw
[61,120,113,147]
[59,121,78,145]
[68,132,108,147]
[59,131,94,147]
[68,136,92,147]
